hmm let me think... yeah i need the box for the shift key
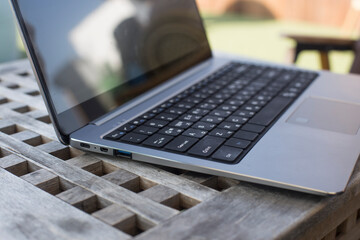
[188,136,224,157]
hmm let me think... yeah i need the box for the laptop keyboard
[104,62,318,163]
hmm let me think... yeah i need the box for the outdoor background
[1,0,359,74]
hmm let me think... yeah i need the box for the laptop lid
[11,0,212,144]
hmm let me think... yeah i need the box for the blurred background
[1,0,359,74]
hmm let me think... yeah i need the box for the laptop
[10,0,360,195]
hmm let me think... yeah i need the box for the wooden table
[0,59,359,240]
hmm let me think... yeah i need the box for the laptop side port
[80,143,90,149]
[114,150,132,159]
[100,147,108,153]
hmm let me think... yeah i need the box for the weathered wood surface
[0,168,129,240]
[0,59,359,240]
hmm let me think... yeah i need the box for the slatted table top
[0,59,359,240]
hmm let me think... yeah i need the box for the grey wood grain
[0,167,129,240]
[136,160,360,240]
[56,186,98,213]
[92,204,137,235]
[21,168,60,195]
[0,131,178,230]
[98,155,219,203]
[0,107,220,205]
[0,154,27,176]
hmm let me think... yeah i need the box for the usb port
[80,143,90,149]
[115,150,132,158]
[100,147,108,153]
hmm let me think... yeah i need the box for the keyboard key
[155,113,177,121]
[205,98,224,104]
[218,105,238,111]
[104,131,126,140]
[141,113,156,119]
[158,127,183,136]
[209,110,232,118]
[130,118,146,125]
[133,126,158,135]
[241,124,265,133]
[241,105,261,112]
[226,99,245,106]
[197,103,217,110]
[175,102,195,109]
[145,119,168,128]
[165,136,198,152]
[209,129,233,138]
[179,114,202,122]
[188,136,225,157]
[169,120,193,129]
[212,146,242,162]
[184,97,202,104]
[188,108,209,116]
[151,107,165,114]
[121,133,147,143]
[226,116,248,124]
[182,129,207,138]
[201,116,224,124]
[225,138,251,149]
[218,122,242,131]
[234,110,255,118]
[143,134,173,148]
[192,122,216,131]
[192,92,210,99]
[166,108,186,115]
[249,97,292,126]
[234,130,258,141]
[160,102,173,108]
[117,124,136,132]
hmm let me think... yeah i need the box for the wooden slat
[0,107,219,204]
[0,87,45,110]
[139,185,180,209]
[102,169,140,192]
[180,171,219,189]
[67,155,104,176]
[1,73,40,90]
[21,168,60,195]
[0,167,129,240]
[136,183,323,240]
[0,107,57,139]
[11,130,43,146]
[92,204,137,235]
[0,132,178,230]
[0,154,28,176]
[56,186,98,213]
[97,156,219,203]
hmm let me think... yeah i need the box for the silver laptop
[11,0,360,195]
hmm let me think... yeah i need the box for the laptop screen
[14,0,211,138]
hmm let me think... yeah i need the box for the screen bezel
[10,0,212,144]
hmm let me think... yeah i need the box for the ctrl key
[212,146,243,162]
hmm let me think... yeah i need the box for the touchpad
[287,98,360,135]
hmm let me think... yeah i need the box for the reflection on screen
[18,0,210,115]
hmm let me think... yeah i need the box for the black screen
[14,0,211,139]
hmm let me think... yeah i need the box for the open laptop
[10,0,360,195]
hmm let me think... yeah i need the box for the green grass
[202,14,355,74]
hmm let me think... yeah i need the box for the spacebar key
[249,97,292,126]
